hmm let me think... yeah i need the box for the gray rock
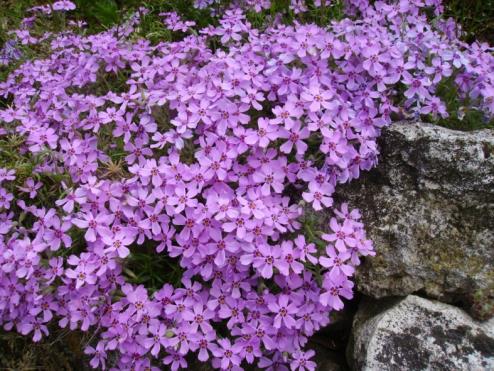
[347,295,494,371]
[334,122,494,319]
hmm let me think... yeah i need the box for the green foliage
[443,0,494,44]
[246,0,345,28]
[434,76,494,131]
[0,0,34,41]
[125,248,184,292]
[75,0,120,29]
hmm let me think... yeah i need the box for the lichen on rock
[347,295,494,371]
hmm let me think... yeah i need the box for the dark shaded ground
[0,329,90,370]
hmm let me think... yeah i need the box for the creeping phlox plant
[0,0,493,370]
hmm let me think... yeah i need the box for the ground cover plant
[0,0,493,370]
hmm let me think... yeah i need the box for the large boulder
[335,122,494,319]
[347,295,494,371]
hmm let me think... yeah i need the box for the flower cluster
[0,40,22,66]
[0,0,493,370]
[29,0,77,15]
[160,12,196,32]
[0,0,78,60]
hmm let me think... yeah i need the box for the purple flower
[319,276,354,310]
[271,103,301,130]
[18,178,42,198]
[267,295,298,329]
[19,316,49,342]
[208,233,238,267]
[402,72,432,99]
[218,296,245,329]
[72,212,114,242]
[84,342,107,369]
[294,235,318,264]
[425,57,452,84]
[301,83,335,112]
[43,217,72,250]
[28,127,58,152]
[319,245,355,281]
[251,244,281,279]
[163,350,187,371]
[140,323,169,356]
[53,1,76,11]
[65,255,97,288]
[0,188,13,209]
[101,230,135,258]
[222,213,249,240]
[290,350,317,371]
[189,330,217,361]
[322,218,357,252]
[141,159,166,187]
[244,118,278,148]
[168,325,195,355]
[169,185,199,213]
[182,303,214,333]
[142,203,168,235]
[0,168,15,183]
[420,96,449,118]
[276,240,304,276]
[302,181,334,211]
[252,162,285,196]
[279,121,310,155]
[210,338,242,369]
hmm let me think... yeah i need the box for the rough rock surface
[347,295,494,371]
[334,122,494,318]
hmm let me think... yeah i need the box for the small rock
[347,295,494,371]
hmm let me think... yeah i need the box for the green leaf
[76,0,119,28]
